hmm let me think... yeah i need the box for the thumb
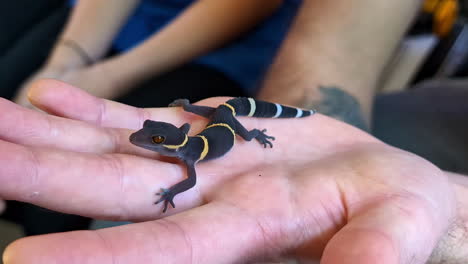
[321,196,453,264]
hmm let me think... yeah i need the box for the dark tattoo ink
[304,86,369,131]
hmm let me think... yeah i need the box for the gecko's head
[129,120,189,155]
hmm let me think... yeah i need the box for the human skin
[1,80,457,263]
[14,0,283,106]
[256,0,468,261]
[258,0,421,123]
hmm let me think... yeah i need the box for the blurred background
[1,0,468,262]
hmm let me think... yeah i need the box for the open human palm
[1,80,455,264]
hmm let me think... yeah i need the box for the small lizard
[129,98,315,212]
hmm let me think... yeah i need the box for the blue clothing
[71,0,301,93]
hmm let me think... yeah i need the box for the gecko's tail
[225,97,315,118]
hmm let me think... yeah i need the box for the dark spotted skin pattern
[129,98,315,212]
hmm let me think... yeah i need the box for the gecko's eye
[152,135,165,144]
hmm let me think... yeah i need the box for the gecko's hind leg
[169,99,216,118]
[232,118,275,148]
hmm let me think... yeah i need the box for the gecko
[129,97,315,212]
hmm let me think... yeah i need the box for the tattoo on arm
[303,86,369,132]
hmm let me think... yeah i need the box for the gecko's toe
[256,128,275,148]
[260,139,274,148]
[168,98,190,107]
[155,188,175,213]
[156,188,170,196]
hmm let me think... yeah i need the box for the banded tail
[225,98,315,118]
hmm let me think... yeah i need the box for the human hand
[48,62,131,99]
[429,172,468,263]
[14,67,66,108]
[14,61,130,108]
[1,79,456,263]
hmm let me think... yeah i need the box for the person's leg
[118,64,247,108]
[0,4,70,99]
[0,0,64,55]
[257,0,421,129]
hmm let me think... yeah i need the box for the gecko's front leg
[169,98,216,118]
[155,161,197,213]
[155,188,176,213]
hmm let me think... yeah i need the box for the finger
[3,203,270,264]
[28,80,379,164]
[0,136,311,221]
[0,97,112,152]
[321,195,454,264]
[28,79,194,130]
[0,139,185,221]
[0,97,150,156]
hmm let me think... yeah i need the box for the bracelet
[59,39,94,66]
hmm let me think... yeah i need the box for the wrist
[102,52,154,89]
[429,219,468,263]
[46,39,95,72]
[429,175,468,263]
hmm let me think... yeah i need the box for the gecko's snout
[129,130,158,150]
[129,132,142,146]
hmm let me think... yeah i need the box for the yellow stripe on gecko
[197,135,209,161]
[204,123,236,138]
[221,103,236,116]
[163,134,188,149]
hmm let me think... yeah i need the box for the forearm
[258,0,421,123]
[46,0,139,70]
[429,172,468,263]
[103,0,282,86]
